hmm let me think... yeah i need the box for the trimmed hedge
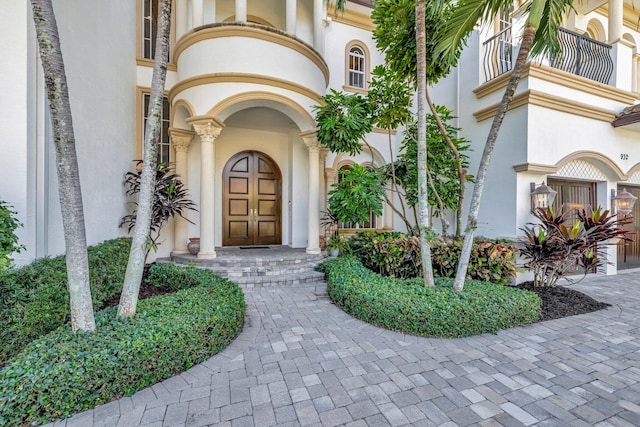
[347,231,517,285]
[0,238,131,366]
[322,257,540,337]
[0,264,245,426]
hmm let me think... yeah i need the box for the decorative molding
[173,23,329,86]
[206,91,316,129]
[168,128,194,152]
[342,85,368,95]
[513,163,558,174]
[474,63,637,104]
[169,73,323,105]
[191,123,222,143]
[473,89,617,122]
[553,150,628,180]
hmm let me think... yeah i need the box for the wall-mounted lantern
[611,188,637,216]
[530,182,557,211]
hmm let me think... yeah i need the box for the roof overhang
[612,104,640,131]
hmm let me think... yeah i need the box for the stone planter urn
[187,237,200,255]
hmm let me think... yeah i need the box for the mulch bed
[100,263,174,310]
[516,281,611,322]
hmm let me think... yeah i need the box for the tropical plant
[119,0,172,318]
[30,0,95,332]
[119,161,197,255]
[436,0,575,291]
[0,199,25,270]
[519,206,631,287]
[328,164,385,226]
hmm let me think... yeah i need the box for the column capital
[301,131,321,152]
[169,128,194,153]
[191,121,222,144]
[319,147,330,161]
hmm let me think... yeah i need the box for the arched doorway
[222,150,282,246]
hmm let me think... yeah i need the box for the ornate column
[608,0,623,43]
[192,0,204,28]
[313,0,323,53]
[192,120,222,259]
[169,128,194,253]
[286,0,297,36]
[235,0,247,22]
[302,132,321,254]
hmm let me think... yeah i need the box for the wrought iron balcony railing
[482,26,614,85]
[482,26,514,82]
[550,27,613,84]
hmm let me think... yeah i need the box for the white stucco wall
[0,3,31,264]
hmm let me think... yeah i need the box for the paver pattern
[46,272,640,427]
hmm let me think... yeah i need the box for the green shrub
[148,262,216,291]
[347,231,516,285]
[0,199,25,270]
[0,238,131,366]
[0,265,245,426]
[322,256,540,337]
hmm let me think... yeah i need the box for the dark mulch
[516,281,610,322]
[100,264,174,310]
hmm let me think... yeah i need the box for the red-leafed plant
[519,206,631,287]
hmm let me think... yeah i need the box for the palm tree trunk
[416,0,435,287]
[30,0,95,332]
[453,25,536,291]
[118,0,172,317]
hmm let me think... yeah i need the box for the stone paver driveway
[48,272,640,427]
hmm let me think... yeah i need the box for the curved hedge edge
[323,256,541,338]
[0,264,245,427]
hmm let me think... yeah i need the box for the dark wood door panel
[223,150,281,246]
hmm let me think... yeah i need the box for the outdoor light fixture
[611,188,637,216]
[530,181,557,210]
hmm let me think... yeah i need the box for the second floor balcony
[482,26,615,86]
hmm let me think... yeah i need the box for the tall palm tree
[119,0,172,318]
[30,0,95,332]
[436,0,572,291]
[416,0,436,286]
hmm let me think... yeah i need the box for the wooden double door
[223,151,282,246]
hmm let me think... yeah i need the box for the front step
[164,247,327,287]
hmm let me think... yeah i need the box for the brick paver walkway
[48,272,640,427]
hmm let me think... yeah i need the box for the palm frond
[529,0,575,58]
[434,0,515,64]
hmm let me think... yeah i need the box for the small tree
[520,206,631,287]
[30,0,95,332]
[119,0,172,318]
[119,161,197,257]
[0,199,25,270]
[328,164,385,226]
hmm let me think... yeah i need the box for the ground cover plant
[0,263,245,426]
[321,256,541,337]
[347,231,516,284]
[0,238,131,366]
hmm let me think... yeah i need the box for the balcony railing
[482,26,514,82]
[482,26,614,85]
[550,27,613,84]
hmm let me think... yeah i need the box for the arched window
[348,46,366,89]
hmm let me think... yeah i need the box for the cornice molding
[474,89,617,122]
[169,73,323,105]
[474,63,637,104]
